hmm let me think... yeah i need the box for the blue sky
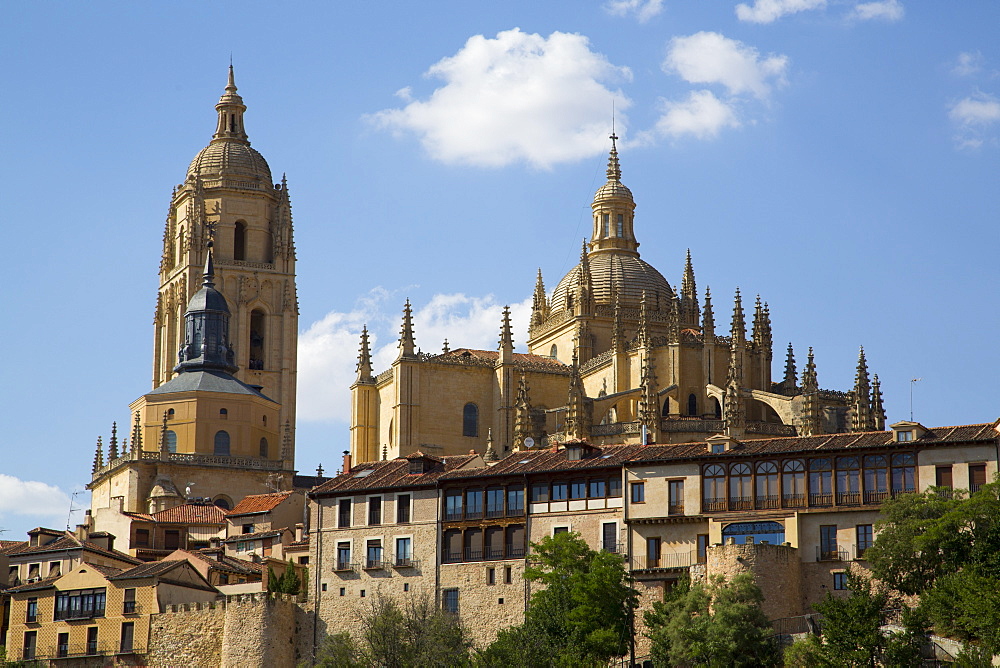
[2,1,998,538]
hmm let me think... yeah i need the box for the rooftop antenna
[909,378,922,421]
[66,491,81,531]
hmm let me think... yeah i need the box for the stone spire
[575,240,594,315]
[607,133,622,182]
[850,347,874,432]
[513,373,533,450]
[397,299,416,360]
[213,65,248,143]
[638,354,659,432]
[484,428,498,463]
[725,289,746,438]
[680,250,700,328]
[530,269,548,328]
[108,422,119,460]
[174,244,239,374]
[637,291,650,348]
[498,306,514,357]
[93,437,104,473]
[871,374,887,431]
[356,326,373,383]
[611,291,625,352]
[752,296,773,361]
[799,348,822,436]
[590,133,638,255]
[282,419,293,461]
[783,343,797,388]
[159,412,170,457]
[702,286,715,343]
[131,412,141,454]
[563,350,589,442]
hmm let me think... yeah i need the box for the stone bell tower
[151,66,298,458]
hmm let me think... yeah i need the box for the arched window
[616,214,624,237]
[164,430,177,454]
[463,403,479,438]
[782,460,806,507]
[214,430,231,456]
[756,462,779,508]
[234,221,247,261]
[891,453,916,494]
[219,408,228,419]
[712,397,722,419]
[549,344,558,359]
[723,521,785,546]
[167,408,175,418]
[809,458,833,506]
[602,213,610,237]
[729,463,752,509]
[687,394,698,417]
[213,496,231,510]
[249,310,266,370]
[259,437,269,458]
[703,464,726,512]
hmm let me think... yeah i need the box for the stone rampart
[701,541,803,620]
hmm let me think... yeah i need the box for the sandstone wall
[704,542,803,619]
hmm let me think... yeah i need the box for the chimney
[342,450,352,474]
[295,523,304,542]
[87,532,114,552]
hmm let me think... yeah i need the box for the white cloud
[651,90,741,139]
[949,94,1000,127]
[849,0,904,22]
[664,32,788,100]
[0,475,74,533]
[297,292,533,423]
[604,0,665,22]
[368,28,632,168]
[736,0,825,24]
[953,51,984,78]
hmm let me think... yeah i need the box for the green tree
[361,593,471,667]
[782,635,832,668]
[644,573,780,667]
[268,562,301,595]
[311,631,363,668]
[478,532,638,667]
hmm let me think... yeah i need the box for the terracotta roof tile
[227,492,294,516]
[110,560,186,580]
[3,576,59,594]
[4,535,140,565]
[184,549,263,575]
[223,529,285,543]
[0,540,27,553]
[443,443,648,481]
[152,504,228,524]
[312,454,481,496]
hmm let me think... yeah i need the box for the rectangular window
[242,523,255,534]
[697,534,710,564]
[464,528,483,561]
[668,480,684,514]
[551,481,568,501]
[164,530,180,550]
[443,529,462,563]
[570,480,586,499]
[395,537,412,566]
[368,497,382,525]
[86,627,98,655]
[530,483,549,503]
[970,464,987,493]
[856,524,873,557]
[608,478,622,498]
[616,214,624,236]
[366,540,383,569]
[935,466,953,489]
[25,597,37,623]
[602,523,618,553]
[833,572,848,590]
[120,621,134,653]
[23,631,36,660]
[506,487,524,515]
[445,491,463,520]
[485,526,504,559]
[49,561,61,577]
[397,494,411,524]
[566,446,582,461]
[27,563,39,580]
[54,588,107,621]
[57,632,69,658]
[602,213,610,237]
[589,479,606,498]
[553,526,569,535]
[504,566,512,584]
[485,488,504,518]
[466,489,484,518]
[646,537,661,568]
[443,588,460,614]
[123,588,137,614]
[819,525,839,561]
[896,430,913,442]
[408,459,425,475]
[631,482,645,503]
[487,567,496,585]
[506,525,525,558]
[336,542,351,570]
[338,499,352,527]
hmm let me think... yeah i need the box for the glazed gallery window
[54,588,106,621]
[462,403,479,437]
[213,430,230,456]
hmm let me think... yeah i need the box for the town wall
[703,542,803,620]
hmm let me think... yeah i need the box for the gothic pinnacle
[159,412,169,456]
[702,286,715,340]
[531,268,548,328]
[499,306,514,352]
[730,288,746,343]
[851,346,874,432]
[397,299,416,359]
[611,290,624,352]
[109,422,119,460]
[638,290,650,347]
[871,374,886,430]
[783,343,797,387]
[607,132,622,182]
[132,411,142,454]
[356,326,373,382]
[802,347,818,393]
[93,437,104,473]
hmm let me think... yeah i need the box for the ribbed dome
[187,140,272,184]
[186,283,230,315]
[551,253,673,312]
[594,180,633,201]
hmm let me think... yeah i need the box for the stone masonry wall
[703,541,803,620]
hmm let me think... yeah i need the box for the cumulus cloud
[953,51,984,78]
[298,292,533,423]
[736,0,825,24]
[652,90,741,139]
[950,94,1000,127]
[664,32,788,100]
[849,0,904,22]
[0,475,74,533]
[604,0,664,22]
[367,28,632,168]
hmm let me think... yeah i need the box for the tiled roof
[86,563,125,578]
[223,530,284,543]
[228,492,294,516]
[110,560,186,580]
[3,576,59,594]
[188,550,263,575]
[3,534,140,565]
[152,503,228,524]
[442,444,649,480]
[428,348,569,372]
[0,540,27,553]
[293,474,331,490]
[311,454,481,496]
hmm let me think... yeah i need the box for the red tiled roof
[0,540,27,553]
[223,529,285,543]
[3,534,140,565]
[188,549,263,575]
[152,503,228,524]
[3,576,59,594]
[110,560,187,580]
[227,492,294,516]
[443,444,649,480]
[312,454,481,496]
[86,563,125,578]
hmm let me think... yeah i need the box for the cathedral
[350,136,887,463]
[85,69,301,541]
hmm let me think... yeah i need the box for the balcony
[703,497,727,513]
[630,552,694,571]
[809,493,833,507]
[782,494,806,508]
[816,546,850,562]
[334,561,356,572]
[393,557,419,569]
[54,607,105,621]
[836,492,860,506]
[863,490,889,505]
[123,601,140,615]
[755,495,780,509]
[667,504,685,515]
[728,497,753,511]
[363,558,388,571]
[444,510,463,522]
[485,508,505,519]
[601,542,625,555]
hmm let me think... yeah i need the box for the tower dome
[186,66,272,185]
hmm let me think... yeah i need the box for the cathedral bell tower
[152,67,298,459]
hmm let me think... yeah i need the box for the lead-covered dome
[550,253,673,313]
[187,141,272,183]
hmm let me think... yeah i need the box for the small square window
[833,572,848,590]
[339,587,345,596]
[711,443,725,454]
[403,583,410,592]
[896,430,913,442]
[321,584,327,592]
[360,590,366,598]
[498,598,504,604]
